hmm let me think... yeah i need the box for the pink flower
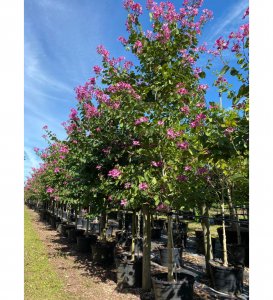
[215,37,229,50]
[69,108,78,120]
[177,175,188,182]
[121,199,128,206]
[108,168,122,178]
[240,24,249,37]
[156,203,169,212]
[33,147,39,153]
[197,167,208,175]
[124,182,131,189]
[96,165,102,170]
[135,116,149,125]
[231,43,240,52]
[180,106,190,115]
[84,103,100,119]
[151,161,162,167]
[184,165,192,171]
[134,40,143,54]
[177,87,188,95]
[46,187,54,193]
[93,65,102,74]
[118,36,128,45]
[97,45,110,61]
[133,140,140,146]
[243,7,249,19]
[198,84,209,91]
[42,125,48,130]
[139,182,148,190]
[215,76,227,86]
[177,141,189,150]
[196,102,205,108]
[54,167,60,173]
[157,120,164,125]
[224,127,235,135]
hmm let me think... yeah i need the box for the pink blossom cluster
[190,113,206,128]
[34,147,40,153]
[198,84,209,91]
[75,77,96,102]
[166,128,183,139]
[118,36,128,45]
[180,50,196,65]
[177,141,189,150]
[46,187,54,193]
[215,76,227,86]
[93,89,110,104]
[139,182,149,190]
[132,140,140,146]
[157,120,164,126]
[224,127,235,135]
[180,105,190,115]
[108,168,122,178]
[97,45,110,61]
[69,108,78,121]
[120,199,128,206]
[177,174,188,182]
[135,116,149,125]
[134,40,143,54]
[83,103,100,119]
[107,82,140,100]
[124,182,132,189]
[93,65,102,75]
[176,82,188,94]
[215,37,229,50]
[196,167,208,175]
[156,203,169,212]
[151,161,163,167]
[123,0,142,15]
[59,145,69,154]
[54,167,60,173]
[184,165,192,171]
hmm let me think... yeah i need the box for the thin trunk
[167,213,174,282]
[131,210,136,261]
[227,186,241,244]
[86,205,90,235]
[204,204,213,276]
[221,189,228,267]
[100,210,107,241]
[142,204,151,291]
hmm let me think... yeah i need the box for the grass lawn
[24,207,70,300]
[186,221,221,238]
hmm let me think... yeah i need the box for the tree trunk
[100,210,107,241]
[221,190,228,267]
[142,203,151,291]
[227,186,241,244]
[167,213,174,282]
[131,210,136,261]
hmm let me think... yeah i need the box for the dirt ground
[26,207,249,300]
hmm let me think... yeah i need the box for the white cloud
[207,1,248,43]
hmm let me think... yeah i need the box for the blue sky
[24,0,248,179]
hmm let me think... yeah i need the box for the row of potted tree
[25,1,249,298]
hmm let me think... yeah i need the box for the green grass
[24,207,70,300]
[186,221,221,238]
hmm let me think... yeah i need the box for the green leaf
[220,65,230,76]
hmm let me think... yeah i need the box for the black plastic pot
[195,230,216,255]
[209,260,244,295]
[159,248,183,268]
[152,270,195,300]
[76,235,97,252]
[61,224,76,237]
[217,227,249,247]
[68,229,85,243]
[227,244,248,267]
[151,228,162,240]
[115,255,142,289]
[91,241,116,265]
